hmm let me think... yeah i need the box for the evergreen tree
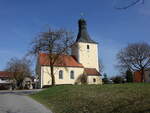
[126,69,133,82]
[103,73,109,84]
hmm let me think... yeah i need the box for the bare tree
[99,58,104,73]
[5,57,32,89]
[29,28,74,86]
[115,0,145,9]
[117,42,150,82]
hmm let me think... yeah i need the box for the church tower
[72,18,99,72]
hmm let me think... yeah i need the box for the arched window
[59,70,63,79]
[70,70,74,79]
[93,78,96,83]
[87,45,90,49]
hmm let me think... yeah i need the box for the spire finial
[80,12,85,19]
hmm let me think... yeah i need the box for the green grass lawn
[30,83,150,113]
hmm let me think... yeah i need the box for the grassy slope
[30,84,150,113]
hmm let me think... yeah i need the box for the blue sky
[0,0,150,77]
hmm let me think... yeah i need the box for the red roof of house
[0,71,12,78]
[39,53,83,67]
[84,68,100,76]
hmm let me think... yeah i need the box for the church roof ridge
[39,53,84,68]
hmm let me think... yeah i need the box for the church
[36,18,102,88]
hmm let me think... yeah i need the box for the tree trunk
[50,66,55,86]
[141,68,145,82]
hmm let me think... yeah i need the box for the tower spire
[80,12,84,19]
[76,18,97,43]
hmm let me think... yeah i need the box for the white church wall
[77,42,99,71]
[87,76,102,84]
[41,66,84,87]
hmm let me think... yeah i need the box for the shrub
[126,70,133,82]
[112,76,125,84]
[102,73,109,84]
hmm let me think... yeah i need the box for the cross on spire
[76,16,97,44]
[80,12,85,19]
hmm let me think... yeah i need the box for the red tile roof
[0,71,12,78]
[39,53,83,68]
[84,68,100,76]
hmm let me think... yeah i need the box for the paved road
[0,89,43,95]
[0,90,52,113]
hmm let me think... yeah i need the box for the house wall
[0,78,10,84]
[134,70,150,83]
[72,42,99,71]
[134,71,142,82]
[87,76,102,84]
[145,70,150,82]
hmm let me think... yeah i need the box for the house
[134,69,150,82]
[0,71,12,90]
[0,71,35,90]
[22,76,34,89]
[36,18,102,88]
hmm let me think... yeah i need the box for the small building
[134,69,150,82]
[0,71,35,90]
[36,18,102,88]
[0,71,12,90]
[23,76,34,89]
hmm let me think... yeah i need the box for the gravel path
[0,93,52,113]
